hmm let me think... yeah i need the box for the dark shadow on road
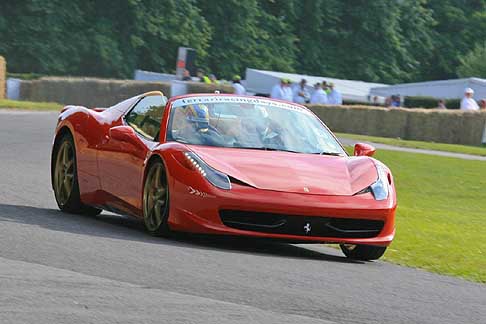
[0,203,364,264]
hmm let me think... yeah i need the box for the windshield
[167,96,345,155]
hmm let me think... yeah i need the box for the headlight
[356,163,389,200]
[183,152,231,190]
[370,163,389,200]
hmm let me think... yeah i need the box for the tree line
[1,0,486,84]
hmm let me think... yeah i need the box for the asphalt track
[0,109,485,324]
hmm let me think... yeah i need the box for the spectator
[292,79,310,104]
[232,75,246,95]
[182,69,192,81]
[209,74,219,84]
[372,96,379,106]
[322,81,330,95]
[310,83,328,104]
[327,83,343,105]
[271,79,293,102]
[437,99,447,109]
[384,96,392,107]
[479,99,486,110]
[390,95,401,107]
[197,69,211,84]
[460,88,479,111]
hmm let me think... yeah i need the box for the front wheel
[340,244,387,261]
[143,160,170,236]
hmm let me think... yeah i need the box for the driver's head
[185,104,210,131]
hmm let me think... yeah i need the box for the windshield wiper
[314,151,343,156]
[243,146,302,153]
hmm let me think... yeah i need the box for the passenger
[254,106,284,147]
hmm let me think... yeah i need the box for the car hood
[187,145,378,196]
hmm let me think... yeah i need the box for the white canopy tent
[245,68,388,103]
[369,77,486,100]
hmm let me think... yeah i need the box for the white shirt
[292,85,310,104]
[328,89,343,105]
[271,84,293,102]
[460,97,479,111]
[310,89,328,104]
[232,83,246,95]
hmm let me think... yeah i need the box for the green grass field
[0,99,62,111]
[338,132,486,157]
[370,149,486,283]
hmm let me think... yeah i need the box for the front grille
[220,210,384,238]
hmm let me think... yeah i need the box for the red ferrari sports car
[51,91,396,260]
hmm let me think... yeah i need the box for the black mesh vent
[220,210,384,238]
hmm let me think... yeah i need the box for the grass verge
[372,148,485,283]
[337,132,486,157]
[0,99,62,111]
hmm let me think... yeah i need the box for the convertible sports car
[51,91,396,260]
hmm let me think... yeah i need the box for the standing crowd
[270,78,342,105]
[185,69,344,106]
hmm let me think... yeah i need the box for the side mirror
[109,126,143,147]
[354,143,376,157]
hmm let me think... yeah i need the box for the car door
[97,93,167,213]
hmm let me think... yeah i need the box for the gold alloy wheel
[53,140,75,206]
[143,162,168,232]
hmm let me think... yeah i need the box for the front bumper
[167,176,396,246]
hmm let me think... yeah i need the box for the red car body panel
[53,93,397,246]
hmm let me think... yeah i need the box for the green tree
[198,0,296,79]
[422,0,486,80]
[457,43,486,78]
[0,0,86,75]
[129,0,211,75]
[293,0,341,77]
[396,0,436,82]
[330,0,411,83]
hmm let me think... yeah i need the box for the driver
[176,104,224,146]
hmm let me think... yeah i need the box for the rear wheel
[340,244,387,261]
[143,160,170,236]
[52,132,101,216]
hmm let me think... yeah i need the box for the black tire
[51,132,101,216]
[340,244,387,261]
[143,160,171,236]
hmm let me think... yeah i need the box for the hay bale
[0,56,5,99]
[307,105,347,132]
[19,77,172,107]
[185,82,234,94]
[309,104,486,145]
[459,112,486,145]
[376,108,408,138]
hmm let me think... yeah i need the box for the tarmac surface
[0,109,485,324]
